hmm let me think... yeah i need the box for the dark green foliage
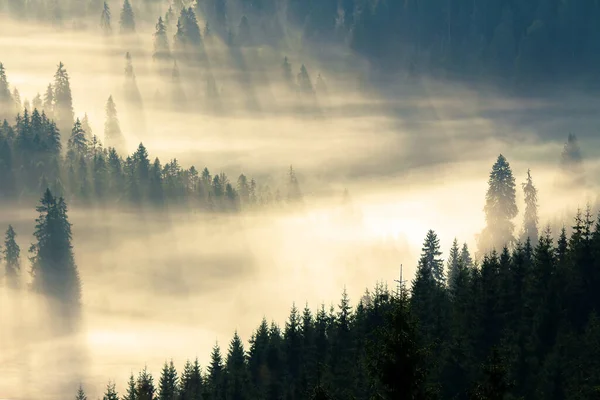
[158,360,178,400]
[103,382,118,400]
[75,385,87,400]
[29,189,81,308]
[4,224,20,288]
[180,359,203,400]
[137,367,156,400]
[479,154,518,253]
[521,169,539,245]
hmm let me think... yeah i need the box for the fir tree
[421,229,445,286]
[282,56,293,87]
[104,96,124,152]
[521,169,539,245]
[68,118,88,158]
[81,113,92,139]
[4,225,20,288]
[53,62,75,136]
[180,359,203,400]
[480,154,518,253]
[103,381,119,400]
[0,63,12,120]
[100,1,112,34]
[136,367,155,400]
[153,17,171,62]
[119,0,135,33]
[29,189,81,307]
[75,385,87,400]
[32,93,42,110]
[207,343,225,400]
[447,238,461,293]
[158,360,178,400]
[226,331,250,400]
[123,373,137,400]
[43,83,54,118]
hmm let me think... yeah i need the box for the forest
[2,0,600,88]
[1,139,595,399]
[1,0,599,398]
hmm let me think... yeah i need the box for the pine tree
[104,96,125,152]
[123,373,137,400]
[4,225,20,289]
[480,154,518,253]
[53,62,74,136]
[43,83,54,117]
[421,229,445,286]
[226,331,250,400]
[76,385,87,400]
[81,113,92,139]
[68,118,88,158]
[103,381,119,400]
[521,169,539,245]
[207,343,225,400]
[136,367,155,400]
[447,238,461,293]
[29,189,81,307]
[158,360,178,400]
[180,359,203,400]
[100,1,112,34]
[119,0,135,33]
[0,63,12,121]
[153,17,171,62]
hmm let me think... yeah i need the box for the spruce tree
[4,225,20,289]
[153,17,171,62]
[480,154,518,253]
[29,189,81,307]
[104,96,125,152]
[0,63,14,120]
[421,229,445,286]
[100,1,112,34]
[76,385,87,400]
[119,0,135,33]
[13,88,22,114]
[43,83,54,118]
[68,118,88,158]
[282,57,293,88]
[180,359,203,400]
[32,93,42,110]
[207,343,225,400]
[447,238,461,293]
[81,113,92,139]
[102,382,119,400]
[226,331,250,400]
[158,360,178,400]
[123,373,137,400]
[136,367,155,400]
[521,169,539,245]
[53,62,74,136]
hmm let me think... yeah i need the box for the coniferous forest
[1,0,600,399]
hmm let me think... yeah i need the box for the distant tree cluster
[0,62,306,211]
[5,0,600,85]
[1,189,80,312]
[74,204,600,399]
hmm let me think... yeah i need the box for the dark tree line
[0,62,306,211]
[5,0,600,87]
[72,203,600,399]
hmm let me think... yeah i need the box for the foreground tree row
[69,203,600,399]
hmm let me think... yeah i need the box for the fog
[1,10,600,400]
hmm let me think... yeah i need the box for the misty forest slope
[2,0,600,399]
